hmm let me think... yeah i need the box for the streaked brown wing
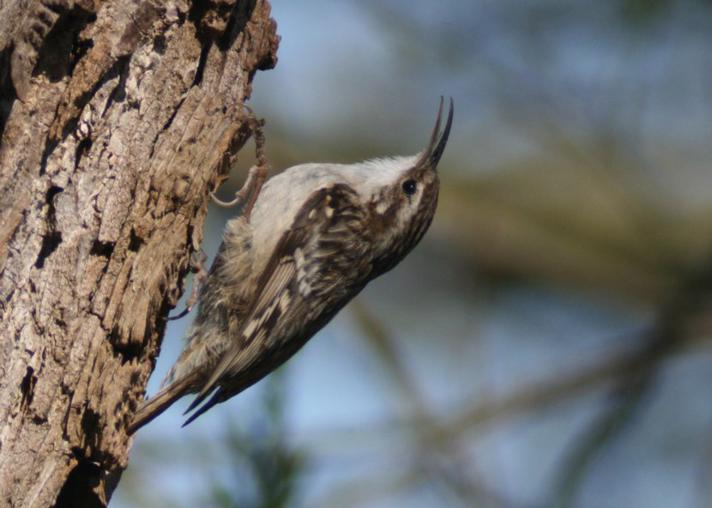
[183,183,363,424]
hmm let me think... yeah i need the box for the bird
[128,98,454,433]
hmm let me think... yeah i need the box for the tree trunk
[0,1,278,506]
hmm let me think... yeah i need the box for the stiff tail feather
[128,373,198,434]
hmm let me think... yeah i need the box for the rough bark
[0,1,279,506]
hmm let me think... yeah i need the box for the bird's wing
[183,183,364,424]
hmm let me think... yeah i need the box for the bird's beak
[417,96,454,170]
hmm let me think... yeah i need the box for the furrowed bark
[0,1,279,506]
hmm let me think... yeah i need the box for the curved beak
[417,96,454,170]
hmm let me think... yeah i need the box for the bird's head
[356,97,454,275]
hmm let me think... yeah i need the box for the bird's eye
[402,179,417,196]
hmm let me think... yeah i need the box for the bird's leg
[171,112,268,321]
[210,164,267,219]
[211,111,269,221]
[167,250,208,321]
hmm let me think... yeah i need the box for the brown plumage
[129,98,454,433]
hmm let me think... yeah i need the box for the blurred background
[115,1,712,507]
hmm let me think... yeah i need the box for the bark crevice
[34,5,96,84]
[0,0,279,505]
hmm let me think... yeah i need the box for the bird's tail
[127,373,198,434]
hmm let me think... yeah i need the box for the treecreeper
[129,98,454,433]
